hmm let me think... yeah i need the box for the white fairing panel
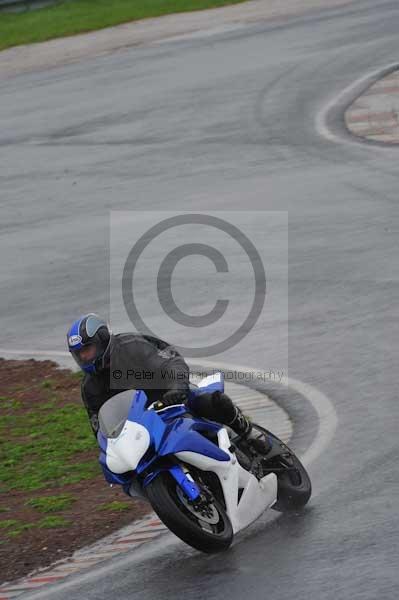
[175,427,277,534]
[197,372,223,390]
[105,421,150,474]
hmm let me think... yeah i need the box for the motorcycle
[97,373,311,553]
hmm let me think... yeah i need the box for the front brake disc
[176,487,220,525]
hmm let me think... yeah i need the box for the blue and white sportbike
[97,373,311,553]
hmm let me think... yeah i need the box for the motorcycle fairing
[175,428,277,533]
[96,371,278,526]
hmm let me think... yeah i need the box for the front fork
[142,463,201,502]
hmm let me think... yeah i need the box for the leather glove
[161,389,188,407]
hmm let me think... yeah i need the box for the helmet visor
[70,343,98,369]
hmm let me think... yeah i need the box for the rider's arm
[133,338,190,396]
[81,375,103,439]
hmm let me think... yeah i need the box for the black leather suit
[81,332,236,437]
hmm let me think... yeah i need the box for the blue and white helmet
[67,314,112,374]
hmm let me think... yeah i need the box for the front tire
[146,470,233,553]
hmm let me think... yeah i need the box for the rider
[67,313,270,454]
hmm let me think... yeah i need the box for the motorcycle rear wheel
[249,424,312,512]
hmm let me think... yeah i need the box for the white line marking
[315,61,399,146]
[196,359,337,468]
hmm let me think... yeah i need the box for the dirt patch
[0,359,152,585]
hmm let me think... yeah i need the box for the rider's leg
[186,391,271,454]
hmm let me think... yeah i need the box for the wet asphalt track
[1,1,399,598]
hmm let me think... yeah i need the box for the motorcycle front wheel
[146,470,233,553]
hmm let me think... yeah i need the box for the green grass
[98,500,132,512]
[0,398,99,492]
[0,519,37,537]
[0,397,22,410]
[41,379,54,389]
[37,515,70,528]
[25,493,76,513]
[0,516,70,537]
[0,0,245,52]
[0,518,19,529]
[71,370,84,381]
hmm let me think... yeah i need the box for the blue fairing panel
[99,386,230,492]
[97,430,107,452]
[158,416,230,462]
[128,392,167,451]
[130,390,230,462]
[100,462,132,485]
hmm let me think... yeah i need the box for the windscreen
[98,390,136,438]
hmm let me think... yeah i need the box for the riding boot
[227,405,271,455]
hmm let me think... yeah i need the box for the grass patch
[37,516,70,528]
[25,494,76,513]
[0,360,152,584]
[0,399,99,492]
[0,519,37,537]
[0,519,19,529]
[41,379,54,389]
[0,0,245,52]
[0,397,22,410]
[98,500,132,512]
[71,370,84,381]
[1,516,71,537]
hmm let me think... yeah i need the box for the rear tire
[146,470,233,553]
[251,425,312,512]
